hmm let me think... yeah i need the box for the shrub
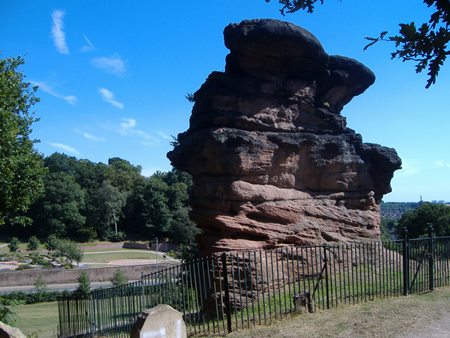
[45,234,58,251]
[29,252,51,267]
[105,229,126,242]
[0,304,15,325]
[34,275,47,293]
[74,272,91,299]
[50,238,84,265]
[27,236,40,251]
[8,237,19,252]
[111,269,128,286]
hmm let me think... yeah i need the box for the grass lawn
[13,301,59,338]
[82,250,160,263]
[228,286,450,338]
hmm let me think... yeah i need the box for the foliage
[8,237,19,252]
[74,272,91,299]
[45,234,58,251]
[111,269,128,286]
[49,238,84,265]
[27,235,40,251]
[6,150,200,247]
[396,202,450,238]
[0,290,70,305]
[34,275,47,293]
[0,56,47,228]
[266,0,450,88]
[0,304,16,325]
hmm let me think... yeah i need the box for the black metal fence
[58,230,450,337]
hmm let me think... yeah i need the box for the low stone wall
[0,261,180,287]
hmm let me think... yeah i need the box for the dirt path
[401,314,450,338]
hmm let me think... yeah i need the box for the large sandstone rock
[168,19,401,254]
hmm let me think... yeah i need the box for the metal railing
[58,229,450,337]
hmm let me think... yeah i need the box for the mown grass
[13,301,59,338]
[81,250,161,263]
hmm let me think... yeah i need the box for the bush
[111,269,128,286]
[34,275,47,293]
[105,229,126,242]
[0,304,15,325]
[27,236,40,251]
[29,252,51,267]
[8,237,19,252]
[45,234,58,251]
[74,272,91,299]
[49,238,84,265]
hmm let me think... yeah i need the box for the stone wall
[0,261,179,287]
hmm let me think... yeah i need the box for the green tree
[74,271,91,299]
[0,56,46,227]
[52,238,84,265]
[106,157,144,193]
[96,180,127,239]
[111,269,128,286]
[27,235,40,251]
[29,172,88,240]
[266,0,450,88]
[396,203,450,238]
[8,237,19,252]
[124,176,172,237]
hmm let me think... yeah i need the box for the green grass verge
[12,301,59,338]
[82,250,160,263]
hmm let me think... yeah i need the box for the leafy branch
[266,0,450,88]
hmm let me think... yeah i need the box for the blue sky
[1,0,449,202]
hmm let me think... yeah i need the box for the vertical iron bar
[403,228,409,296]
[429,225,435,291]
[221,253,232,334]
[323,246,330,309]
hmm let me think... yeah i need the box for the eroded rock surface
[167,19,401,254]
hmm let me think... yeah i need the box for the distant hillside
[380,202,419,220]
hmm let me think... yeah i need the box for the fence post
[428,224,435,291]
[141,271,145,309]
[402,227,409,296]
[323,246,330,309]
[221,253,232,333]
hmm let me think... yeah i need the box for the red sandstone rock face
[167,19,401,254]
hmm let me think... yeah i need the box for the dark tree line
[5,153,200,250]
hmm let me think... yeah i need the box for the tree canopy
[396,202,450,237]
[0,56,46,227]
[266,0,450,88]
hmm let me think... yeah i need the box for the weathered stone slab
[0,322,26,338]
[130,304,186,338]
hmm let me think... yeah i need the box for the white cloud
[81,34,95,52]
[434,160,450,169]
[48,142,80,155]
[91,54,126,75]
[82,132,105,142]
[157,131,171,140]
[99,88,124,109]
[33,81,77,105]
[120,118,136,130]
[51,10,69,54]
[118,118,159,146]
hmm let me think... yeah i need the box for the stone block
[130,304,186,338]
